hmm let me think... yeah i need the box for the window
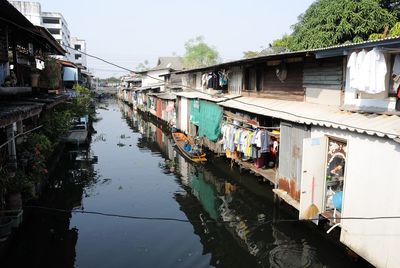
[75,44,81,50]
[47,28,60,35]
[75,54,82,60]
[43,18,60,24]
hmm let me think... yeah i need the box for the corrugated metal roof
[218,97,400,140]
[175,36,400,74]
[133,83,164,92]
[174,91,240,103]
[147,92,176,100]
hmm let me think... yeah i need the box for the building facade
[70,37,87,67]
[41,12,70,59]
[8,0,42,26]
[9,1,75,62]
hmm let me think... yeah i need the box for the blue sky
[36,0,314,78]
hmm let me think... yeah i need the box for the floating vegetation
[117,142,126,147]
[93,133,107,142]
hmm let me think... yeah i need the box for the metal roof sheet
[176,36,400,74]
[218,97,400,140]
[147,92,176,100]
[174,91,240,103]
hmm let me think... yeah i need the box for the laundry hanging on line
[347,48,387,94]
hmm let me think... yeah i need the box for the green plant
[183,36,219,68]
[71,84,93,118]
[40,57,61,89]
[41,108,72,142]
[0,168,32,195]
[29,133,53,158]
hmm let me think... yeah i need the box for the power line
[24,205,400,224]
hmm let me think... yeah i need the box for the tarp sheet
[190,99,223,141]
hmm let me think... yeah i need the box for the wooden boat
[172,132,206,163]
[62,117,88,146]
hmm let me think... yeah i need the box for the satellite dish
[276,61,287,82]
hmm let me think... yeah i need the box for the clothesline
[223,115,280,131]
[222,122,280,138]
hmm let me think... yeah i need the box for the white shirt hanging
[355,49,367,90]
[362,48,387,94]
[347,51,358,89]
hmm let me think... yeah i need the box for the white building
[70,37,87,67]
[8,1,42,26]
[140,57,183,91]
[9,1,73,61]
[41,12,71,59]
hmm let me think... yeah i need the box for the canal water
[0,98,372,268]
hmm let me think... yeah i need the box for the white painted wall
[70,37,87,67]
[311,126,400,268]
[179,97,188,134]
[42,12,71,61]
[141,69,168,91]
[9,1,43,26]
[305,87,341,106]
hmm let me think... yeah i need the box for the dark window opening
[43,18,60,24]
[75,54,82,60]
[47,28,60,35]
[74,44,81,50]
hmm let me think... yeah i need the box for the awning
[218,97,400,140]
[174,91,240,103]
[147,92,176,100]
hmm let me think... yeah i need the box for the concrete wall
[311,126,400,268]
[42,12,71,60]
[141,69,168,91]
[10,1,42,26]
[305,87,342,106]
[70,37,87,67]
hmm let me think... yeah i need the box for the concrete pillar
[16,120,23,134]
[6,123,17,169]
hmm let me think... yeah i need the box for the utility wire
[66,45,400,138]
[1,14,398,138]
[24,205,400,224]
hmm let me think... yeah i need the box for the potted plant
[30,68,41,88]
[4,170,32,211]
[40,57,61,92]
[0,167,27,236]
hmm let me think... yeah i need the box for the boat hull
[172,133,206,163]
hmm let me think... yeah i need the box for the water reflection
[0,99,371,268]
[119,100,370,268]
[1,144,99,267]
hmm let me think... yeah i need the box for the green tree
[136,60,150,71]
[379,0,400,19]
[243,51,260,59]
[270,34,295,52]
[183,36,219,68]
[290,0,396,50]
